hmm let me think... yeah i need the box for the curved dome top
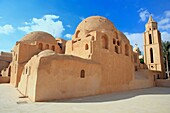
[75,16,116,33]
[133,44,141,54]
[20,31,56,44]
[117,31,130,44]
[133,46,139,53]
[38,50,55,57]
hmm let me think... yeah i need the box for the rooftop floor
[0,84,170,113]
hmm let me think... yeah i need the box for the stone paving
[0,84,170,113]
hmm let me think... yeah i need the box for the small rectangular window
[80,70,85,78]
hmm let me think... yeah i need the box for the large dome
[75,16,116,33]
[20,31,56,44]
[117,31,130,44]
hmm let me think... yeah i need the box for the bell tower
[143,16,165,78]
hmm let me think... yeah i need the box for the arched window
[115,46,118,53]
[125,44,129,56]
[8,66,11,76]
[101,35,108,49]
[80,70,85,78]
[113,39,116,44]
[51,45,55,51]
[117,41,120,46]
[45,44,49,49]
[85,44,89,50]
[150,48,154,63]
[149,34,152,44]
[114,31,118,39]
[75,30,80,38]
[38,43,43,50]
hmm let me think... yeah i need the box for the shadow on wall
[46,87,170,103]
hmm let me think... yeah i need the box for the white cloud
[66,25,71,28]
[161,31,170,41]
[164,11,170,17]
[158,10,170,31]
[0,24,15,34]
[64,34,72,39]
[159,24,170,30]
[18,14,65,37]
[159,18,169,25]
[124,32,144,52]
[79,17,85,20]
[138,8,151,22]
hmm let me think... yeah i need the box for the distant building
[0,51,12,83]
[1,16,165,102]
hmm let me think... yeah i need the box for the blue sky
[0,0,170,52]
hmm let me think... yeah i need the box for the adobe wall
[10,40,61,87]
[56,38,67,54]
[90,31,134,93]
[10,43,26,87]
[18,55,40,101]
[35,55,101,101]
[129,70,155,89]
[65,33,95,59]
[156,79,170,87]
[0,76,10,83]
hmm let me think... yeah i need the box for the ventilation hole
[19,96,28,98]
[86,34,91,37]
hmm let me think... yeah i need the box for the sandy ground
[0,84,170,113]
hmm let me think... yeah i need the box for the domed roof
[75,16,116,33]
[38,50,55,57]
[133,47,139,53]
[133,44,140,53]
[117,31,130,44]
[20,31,56,44]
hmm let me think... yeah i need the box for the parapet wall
[156,79,170,87]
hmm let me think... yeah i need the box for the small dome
[139,55,144,59]
[133,45,139,53]
[38,50,55,57]
[20,31,56,44]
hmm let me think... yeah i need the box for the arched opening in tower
[149,34,152,44]
[150,48,154,63]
